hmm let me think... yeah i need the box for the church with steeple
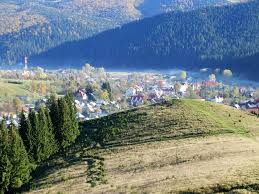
[22,56,30,79]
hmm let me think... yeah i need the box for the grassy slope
[0,79,54,100]
[22,100,259,194]
[0,82,31,98]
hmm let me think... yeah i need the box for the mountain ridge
[32,0,259,81]
[0,0,248,65]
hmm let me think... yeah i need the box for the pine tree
[57,96,79,150]
[65,93,80,142]
[38,107,58,160]
[58,98,73,149]
[47,95,60,142]
[8,123,30,189]
[18,111,33,158]
[28,110,41,163]
[0,121,12,194]
[47,94,80,150]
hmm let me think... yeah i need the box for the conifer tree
[0,121,12,194]
[48,94,80,150]
[18,111,33,157]
[28,110,41,163]
[47,95,60,141]
[38,107,58,160]
[8,123,30,189]
[65,93,80,141]
[57,95,79,149]
[57,98,73,149]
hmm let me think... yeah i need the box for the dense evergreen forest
[138,0,229,16]
[0,15,116,65]
[32,1,259,81]
[0,0,242,65]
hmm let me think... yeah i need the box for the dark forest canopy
[0,0,244,65]
[0,15,116,65]
[32,0,259,81]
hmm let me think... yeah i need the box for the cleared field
[22,100,259,194]
[0,79,55,100]
[0,81,32,98]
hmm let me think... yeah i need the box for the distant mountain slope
[21,100,259,193]
[139,0,229,16]
[33,1,259,81]
[0,0,246,65]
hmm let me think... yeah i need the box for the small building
[126,87,137,97]
[75,89,87,100]
[212,96,224,104]
[179,83,188,95]
[130,94,145,106]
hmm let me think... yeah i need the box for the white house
[179,83,188,94]
[76,113,85,120]
[135,85,144,93]
[86,103,95,112]
[234,104,240,109]
[212,96,224,103]
[126,87,137,97]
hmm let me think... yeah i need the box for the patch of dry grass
[24,135,259,194]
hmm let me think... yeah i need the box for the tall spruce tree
[47,94,80,150]
[57,98,73,149]
[18,111,33,159]
[28,110,41,163]
[38,107,58,160]
[8,123,30,189]
[65,93,80,141]
[0,121,12,194]
[57,96,79,150]
[47,95,60,139]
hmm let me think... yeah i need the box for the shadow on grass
[179,183,259,194]
[17,141,101,193]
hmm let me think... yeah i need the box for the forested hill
[0,15,116,65]
[33,0,259,81]
[138,0,230,17]
[0,0,245,65]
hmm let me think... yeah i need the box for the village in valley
[0,60,259,126]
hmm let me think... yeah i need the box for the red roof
[202,81,217,87]
[247,108,259,114]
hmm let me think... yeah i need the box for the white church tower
[22,56,30,79]
[24,56,28,70]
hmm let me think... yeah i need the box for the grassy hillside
[0,79,55,99]
[81,100,258,146]
[20,100,259,194]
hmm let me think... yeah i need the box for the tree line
[0,94,80,194]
